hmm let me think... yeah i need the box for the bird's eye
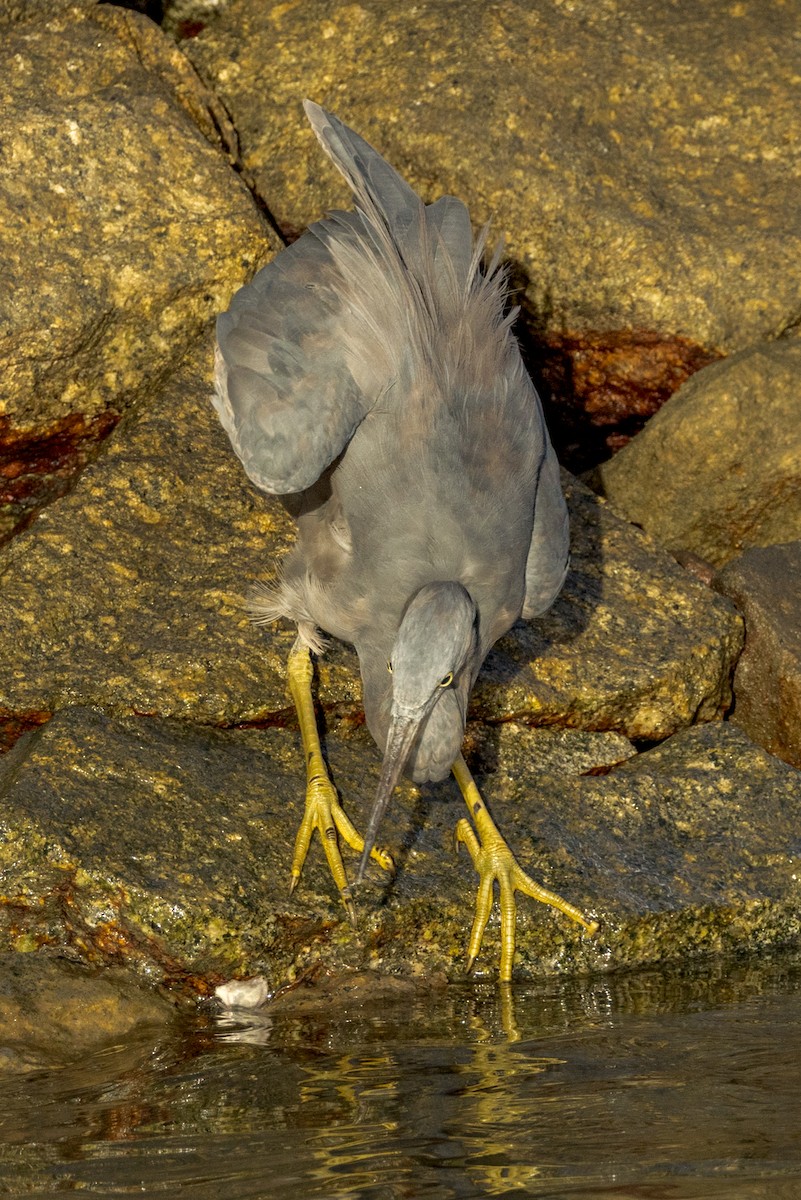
[387,660,393,674]
[438,672,453,688]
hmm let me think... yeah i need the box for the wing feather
[523,444,570,618]
[214,102,508,496]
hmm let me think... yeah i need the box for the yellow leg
[452,753,597,982]
[287,637,393,925]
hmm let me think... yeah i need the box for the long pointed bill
[355,714,421,883]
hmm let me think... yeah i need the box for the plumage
[212,103,587,978]
[215,101,568,772]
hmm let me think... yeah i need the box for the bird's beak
[355,713,421,883]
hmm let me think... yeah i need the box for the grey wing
[215,102,490,496]
[522,441,570,619]
[212,103,479,496]
[213,226,369,495]
[302,103,566,617]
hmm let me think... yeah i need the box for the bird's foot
[286,635,393,925]
[290,774,394,927]
[452,755,597,982]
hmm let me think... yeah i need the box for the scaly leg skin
[286,636,394,925]
[452,753,598,982]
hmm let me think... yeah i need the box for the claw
[286,637,393,922]
[452,754,597,982]
[342,889,358,929]
[289,775,392,922]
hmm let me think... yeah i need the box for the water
[2,955,801,1199]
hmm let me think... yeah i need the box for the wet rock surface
[0,708,798,991]
[0,3,276,538]
[596,341,801,566]
[0,1,799,1005]
[0,952,174,1073]
[714,543,801,769]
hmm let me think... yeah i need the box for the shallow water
[3,955,801,1199]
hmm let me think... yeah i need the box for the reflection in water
[1,955,801,1197]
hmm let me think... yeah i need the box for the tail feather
[303,100,421,251]
[304,100,438,319]
[302,100,510,372]
[426,194,474,295]
[214,103,519,504]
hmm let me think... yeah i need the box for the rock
[1,707,798,987]
[0,952,174,1072]
[0,0,83,25]
[596,340,801,567]
[713,542,801,769]
[264,968,423,1014]
[671,550,718,589]
[597,723,801,965]
[463,722,636,779]
[477,475,743,739]
[537,330,720,472]
[0,337,301,747]
[0,335,741,748]
[163,0,221,38]
[0,3,276,539]
[0,0,788,999]
[0,705,444,989]
[0,707,307,991]
[184,0,801,437]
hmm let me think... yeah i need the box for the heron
[213,101,597,980]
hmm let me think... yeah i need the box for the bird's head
[356,581,477,882]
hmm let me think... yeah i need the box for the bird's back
[215,103,555,656]
[215,104,518,493]
[324,337,544,646]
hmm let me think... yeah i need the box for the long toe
[286,637,393,926]
[452,755,596,982]
[290,775,394,926]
